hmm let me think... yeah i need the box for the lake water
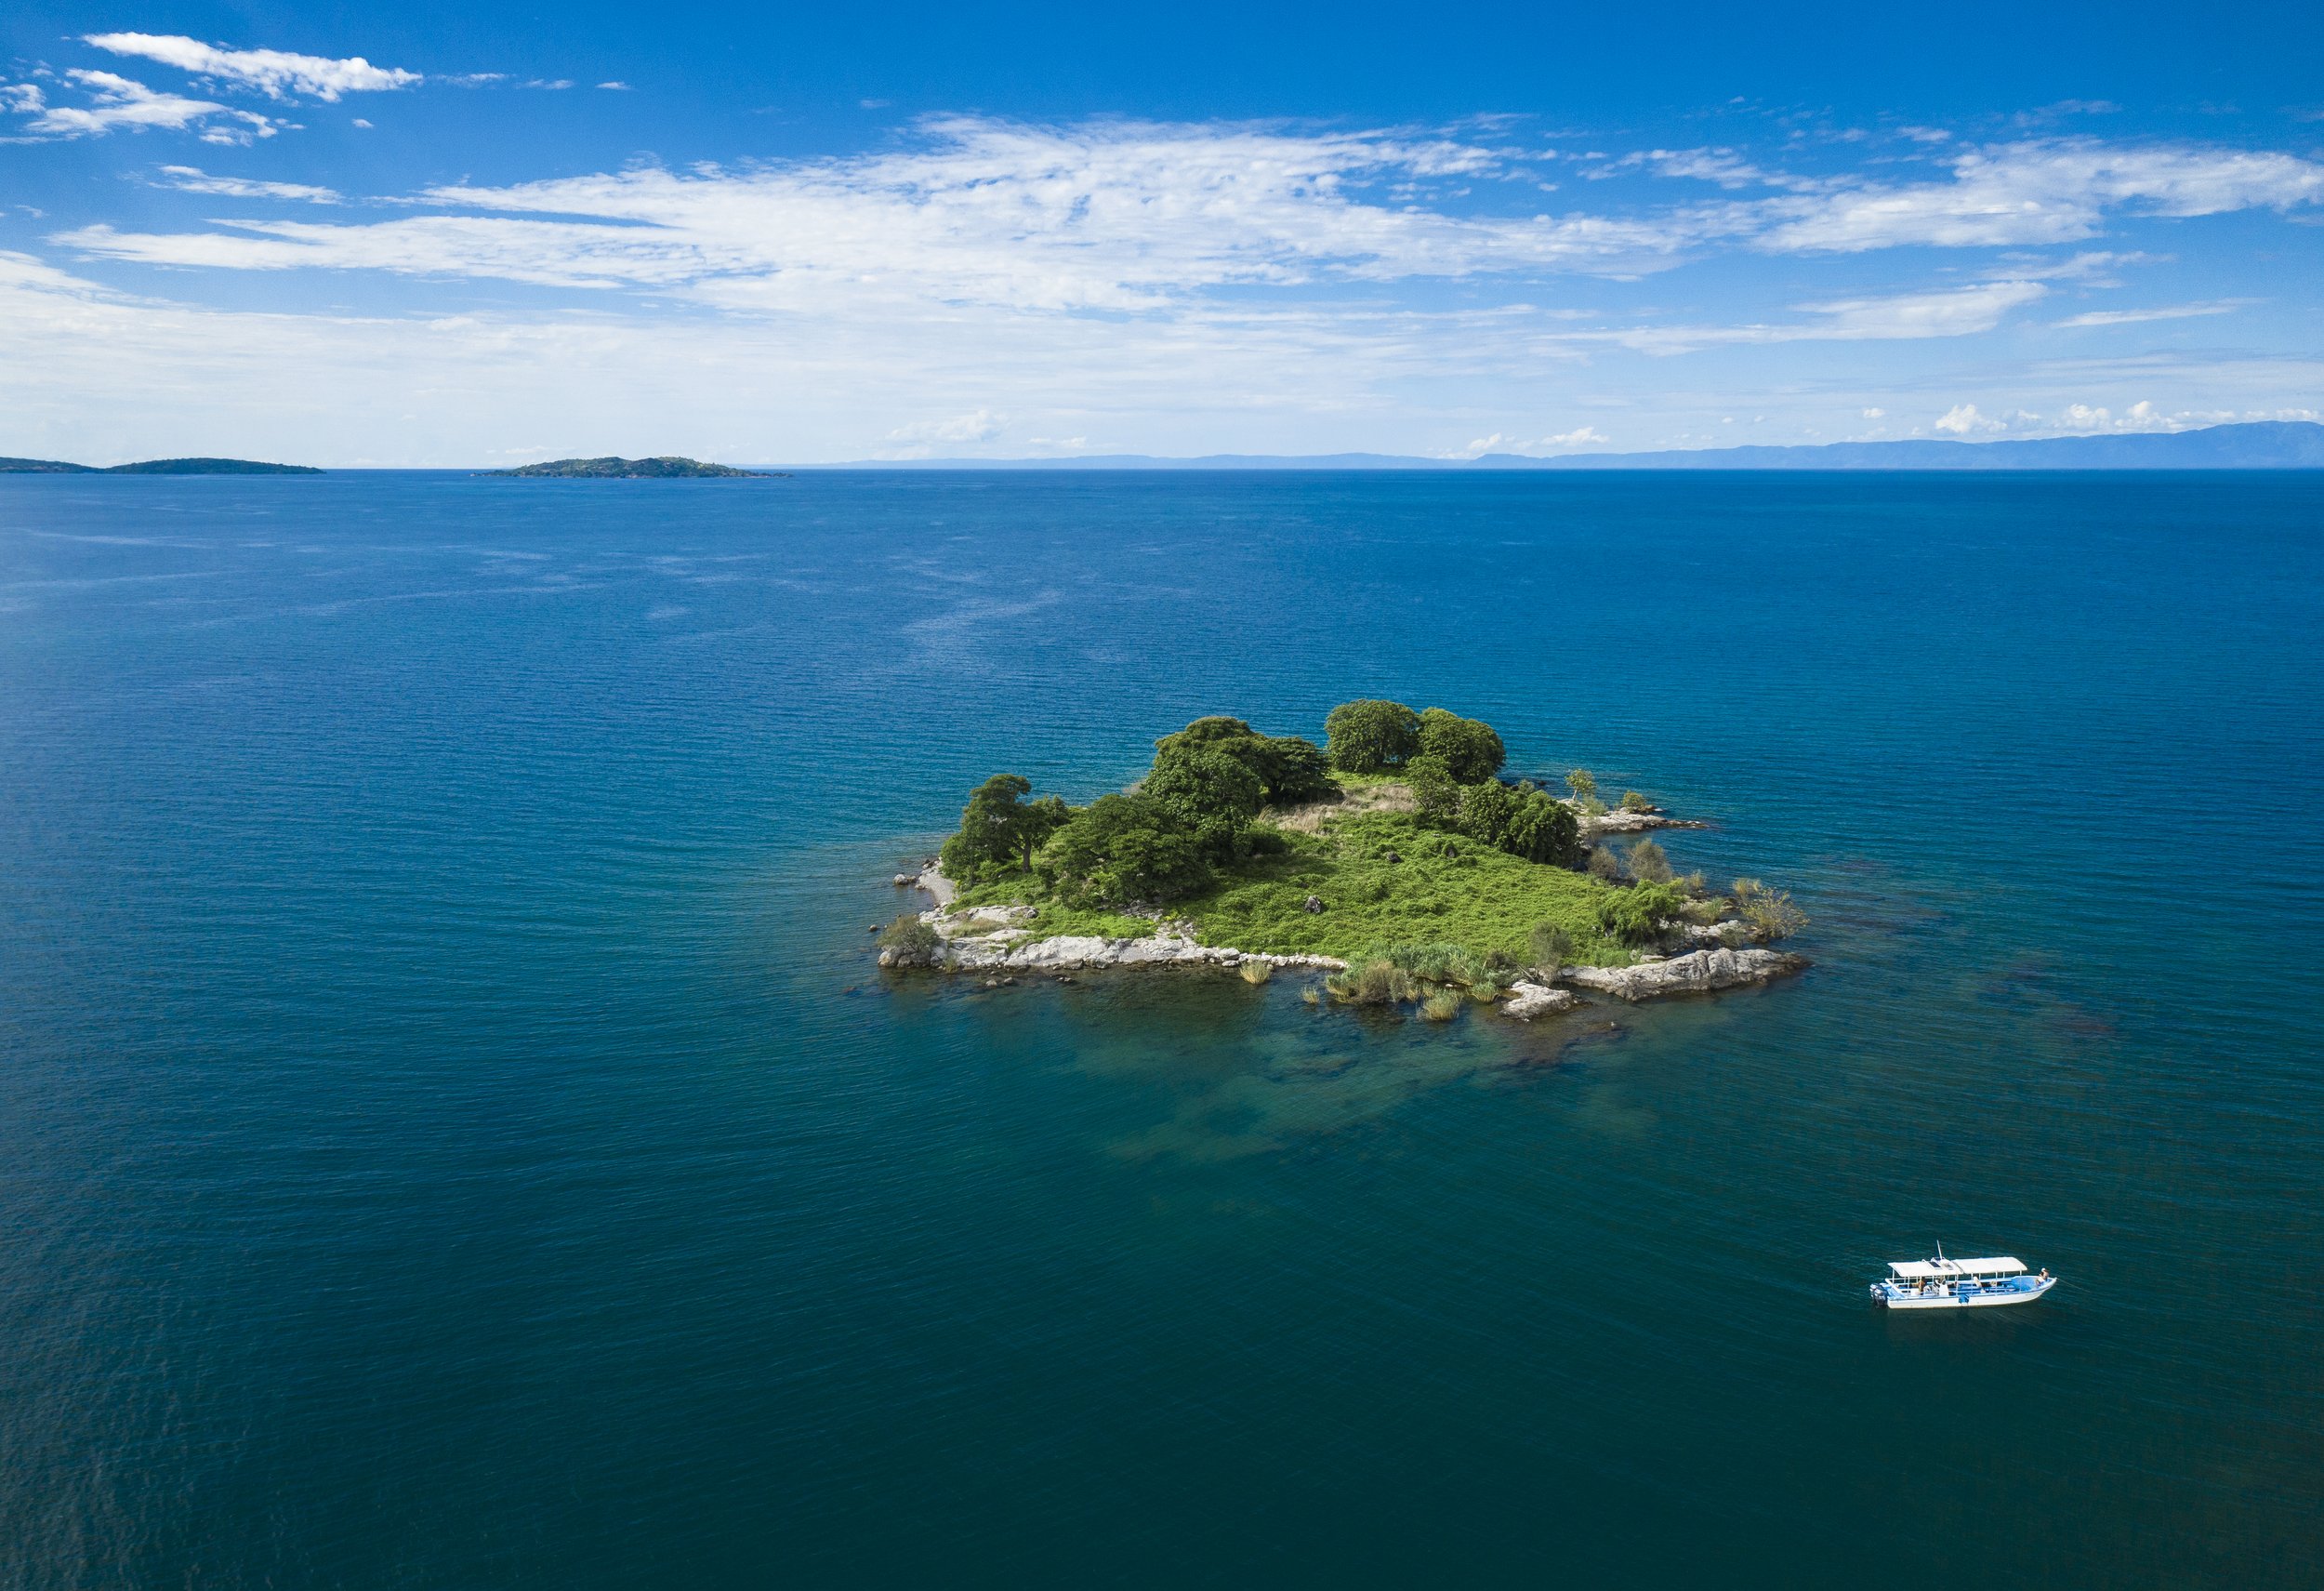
[2,471,2319,1586]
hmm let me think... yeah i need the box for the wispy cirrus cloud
[151,165,341,203]
[2053,299,2245,326]
[46,122,2324,315]
[82,33,421,101]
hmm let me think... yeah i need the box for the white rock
[1561,948,1805,1001]
[1501,982,1578,1020]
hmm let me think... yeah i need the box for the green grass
[944,809,1633,965]
[945,873,1157,941]
[1182,812,1630,964]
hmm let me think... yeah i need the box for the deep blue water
[2,471,2320,1587]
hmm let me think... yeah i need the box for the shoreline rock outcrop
[1560,947,1806,1001]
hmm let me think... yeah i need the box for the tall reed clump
[1325,959,1420,1006]
[1626,837,1673,884]
[1420,989,1464,1022]
[1238,958,1274,985]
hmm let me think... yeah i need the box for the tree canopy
[1036,793,1211,906]
[1418,708,1506,784]
[939,775,1069,882]
[1324,699,1421,772]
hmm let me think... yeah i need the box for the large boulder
[1501,982,1578,1020]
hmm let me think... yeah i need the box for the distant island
[482,456,779,479]
[0,457,323,475]
[878,702,1808,1017]
[824,419,2324,471]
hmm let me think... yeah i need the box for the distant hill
[0,456,322,474]
[482,456,774,479]
[824,420,2324,471]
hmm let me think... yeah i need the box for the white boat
[1869,1247,2055,1309]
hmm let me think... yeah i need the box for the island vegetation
[0,457,323,474]
[482,456,776,478]
[882,701,1807,1013]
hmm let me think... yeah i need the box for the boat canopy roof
[1889,1256,2025,1279]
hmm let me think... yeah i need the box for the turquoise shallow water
[2,471,2320,1586]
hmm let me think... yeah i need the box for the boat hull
[1872,1277,2054,1309]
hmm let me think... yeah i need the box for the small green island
[0,457,323,474]
[481,456,779,479]
[880,702,1808,1017]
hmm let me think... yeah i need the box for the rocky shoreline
[883,860,1804,1015]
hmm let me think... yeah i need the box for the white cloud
[14,70,279,143]
[884,408,1006,445]
[83,33,421,101]
[1454,424,1608,457]
[1597,280,2048,354]
[152,165,340,203]
[2053,300,2243,326]
[1861,406,1885,418]
[1934,403,2005,434]
[597,82,631,91]
[44,119,1702,304]
[1759,139,2324,253]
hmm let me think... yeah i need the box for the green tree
[1565,768,1597,803]
[1324,699,1421,773]
[1153,716,1256,757]
[938,774,1063,881]
[1035,793,1209,906]
[1153,718,1334,805]
[1405,753,1459,824]
[1248,736,1335,803]
[1142,746,1264,860]
[1418,708,1507,784]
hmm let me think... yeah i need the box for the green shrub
[1239,958,1274,985]
[1417,708,1506,784]
[1405,753,1460,823]
[1619,789,1654,813]
[1036,792,1210,906]
[1596,881,1690,944]
[1626,838,1672,884]
[878,913,941,965]
[1324,699,1421,772]
[1735,879,1809,940]
[1528,921,1575,969]
[1458,779,1516,847]
[1420,989,1464,1022]
[1587,844,1621,882]
[1499,789,1581,866]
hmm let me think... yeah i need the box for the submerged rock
[1561,948,1805,1001]
[1501,982,1578,1020]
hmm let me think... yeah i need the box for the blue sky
[5,2,2323,464]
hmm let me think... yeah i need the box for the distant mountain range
[823,419,2324,471]
[0,457,323,475]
